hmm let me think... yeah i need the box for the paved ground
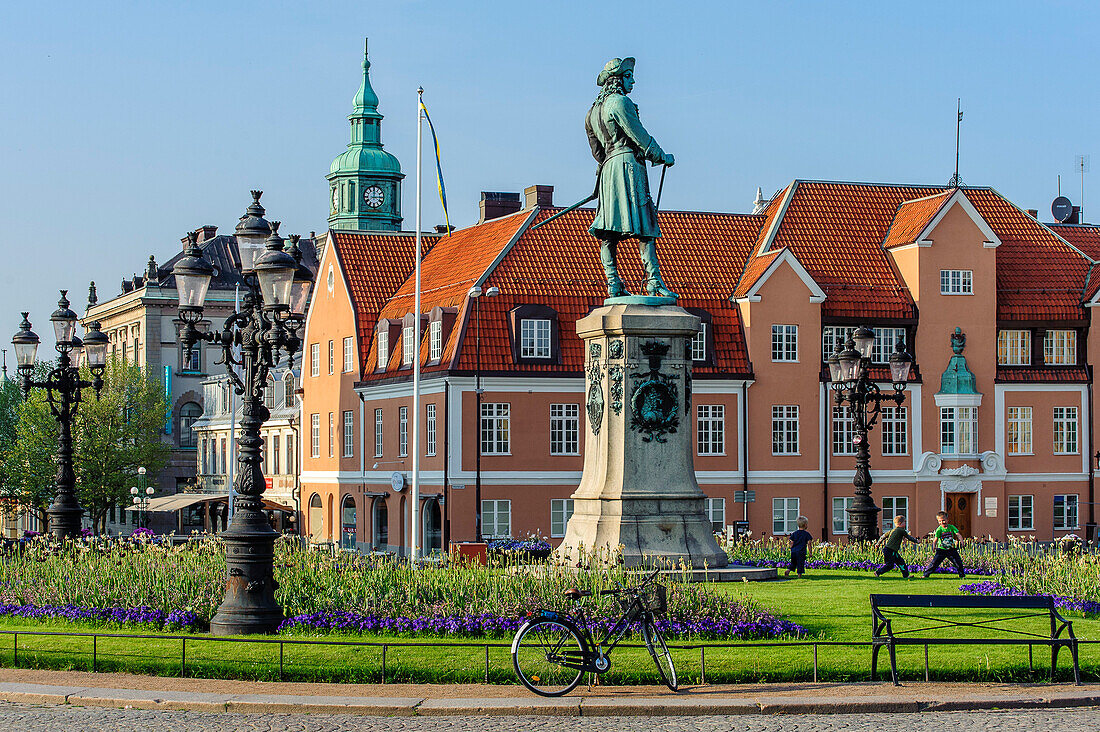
[0,702,1096,731]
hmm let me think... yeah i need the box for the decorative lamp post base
[846,504,882,543]
[47,505,83,540]
[209,509,284,636]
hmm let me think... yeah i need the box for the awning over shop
[146,492,295,514]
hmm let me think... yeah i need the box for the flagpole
[411,87,424,564]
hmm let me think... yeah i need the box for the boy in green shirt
[922,511,966,578]
[874,515,920,578]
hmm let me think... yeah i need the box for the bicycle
[511,568,678,696]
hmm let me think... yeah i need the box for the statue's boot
[639,239,678,298]
[600,240,630,297]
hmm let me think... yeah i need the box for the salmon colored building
[300,181,1100,555]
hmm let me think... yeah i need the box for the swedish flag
[420,100,451,235]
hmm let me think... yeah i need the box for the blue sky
[2,1,1099,351]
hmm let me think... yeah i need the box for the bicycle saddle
[563,587,591,600]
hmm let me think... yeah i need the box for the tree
[0,365,56,530]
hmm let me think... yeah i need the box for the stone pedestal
[560,302,727,569]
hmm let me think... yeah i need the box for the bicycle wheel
[512,619,586,696]
[643,619,678,691]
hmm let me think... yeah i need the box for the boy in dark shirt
[784,516,813,578]
[874,515,920,578]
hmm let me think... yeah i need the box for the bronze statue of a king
[586,57,677,300]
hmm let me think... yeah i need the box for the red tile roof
[1048,224,1100,301]
[732,250,780,298]
[882,191,952,249]
[328,229,437,373]
[996,367,1090,383]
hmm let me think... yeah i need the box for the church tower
[327,40,404,231]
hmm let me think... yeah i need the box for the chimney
[196,225,218,242]
[1026,209,1038,219]
[479,191,522,223]
[524,185,554,209]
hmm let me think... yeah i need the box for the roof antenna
[1076,154,1090,223]
[948,98,963,188]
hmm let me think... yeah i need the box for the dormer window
[690,324,707,361]
[402,324,414,366]
[520,319,551,358]
[997,330,1031,366]
[377,330,388,368]
[429,320,442,361]
[509,305,560,364]
[1044,330,1077,365]
[682,308,714,365]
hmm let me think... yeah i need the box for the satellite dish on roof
[1053,196,1074,223]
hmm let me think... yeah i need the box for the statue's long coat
[585,93,667,241]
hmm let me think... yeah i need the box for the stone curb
[0,682,1098,716]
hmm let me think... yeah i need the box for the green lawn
[1,570,1097,684]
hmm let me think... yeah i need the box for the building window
[1044,330,1076,365]
[429,320,442,361]
[997,330,1031,366]
[1007,406,1033,455]
[481,403,510,455]
[832,406,855,456]
[771,405,799,455]
[821,326,854,361]
[181,343,201,372]
[832,496,854,535]
[343,336,354,373]
[551,498,574,538]
[263,376,276,409]
[520,319,552,359]
[550,403,580,456]
[1008,495,1034,531]
[328,412,334,458]
[374,409,384,457]
[273,435,281,475]
[881,496,909,532]
[772,497,800,535]
[286,434,294,475]
[482,499,511,539]
[402,325,414,366]
[705,497,725,532]
[284,374,295,408]
[871,327,907,364]
[697,405,725,456]
[690,323,707,362]
[178,402,201,448]
[343,410,354,458]
[310,343,320,377]
[398,406,408,457]
[199,439,207,474]
[426,403,437,456]
[328,340,334,375]
[310,414,320,458]
[880,406,908,455]
[940,269,973,294]
[377,330,389,368]
[1054,406,1079,454]
[1054,494,1079,530]
[940,406,976,455]
[220,438,226,473]
[771,324,798,362]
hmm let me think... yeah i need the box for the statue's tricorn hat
[597,57,635,86]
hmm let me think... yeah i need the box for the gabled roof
[882,191,953,249]
[732,248,826,303]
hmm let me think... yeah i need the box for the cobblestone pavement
[0,702,1097,731]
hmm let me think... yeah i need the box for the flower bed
[729,558,994,576]
[959,580,1100,615]
[0,603,201,631]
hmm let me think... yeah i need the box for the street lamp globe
[837,342,862,383]
[69,335,84,361]
[12,313,40,369]
[146,486,154,497]
[50,291,78,346]
[173,232,214,311]
[827,344,843,383]
[254,222,297,310]
[82,321,109,369]
[130,486,139,496]
[852,326,875,359]
[138,466,147,476]
[889,339,913,385]
[235,190,272,273]
[285,234,315,317]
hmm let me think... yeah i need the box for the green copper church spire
[327,39,404,231]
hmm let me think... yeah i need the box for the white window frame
[549,403,580,456]
[832,405,855,456]
[310,343,320,377]
[705,497,725,532]
[690,323,707,362]
[402,325,414,366]
[481,403,511,455]
[1044,330,1076,365]
[697,404,725,456]
[1006,406,1033,455]
[328,412,334,458]
[822,326,854,362]
[771,405,799,455]
[520,319,552,359]
[429,320,442,361]
[832,496,854,535]
[1054,406,1079,455]
[880,406,908,456]
[940,406,977,456]
[398,406,408,457]
[551,498,574,538]
[377,330,389,368]
[426,403,437,456]
[771,324,798,362]
[310,414,320,458]
[997,330,1031,366]
[1053,494,1079,531]
[940,269,973,295]
[343,336,354,373]
[342,410,354,458]
[871,327,907,364]
[881,496,909,533]
[772,497,800,535]
[1008,495,1034,531]
[328,339,335,375]
[482,499,511,539]
[374,408,384,458]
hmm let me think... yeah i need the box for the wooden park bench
[870,594,1081,686]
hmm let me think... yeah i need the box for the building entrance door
[945,493,973,539]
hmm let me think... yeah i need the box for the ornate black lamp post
[828,326,913,542]
[172,191,313,635]
[11,290,109,539]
